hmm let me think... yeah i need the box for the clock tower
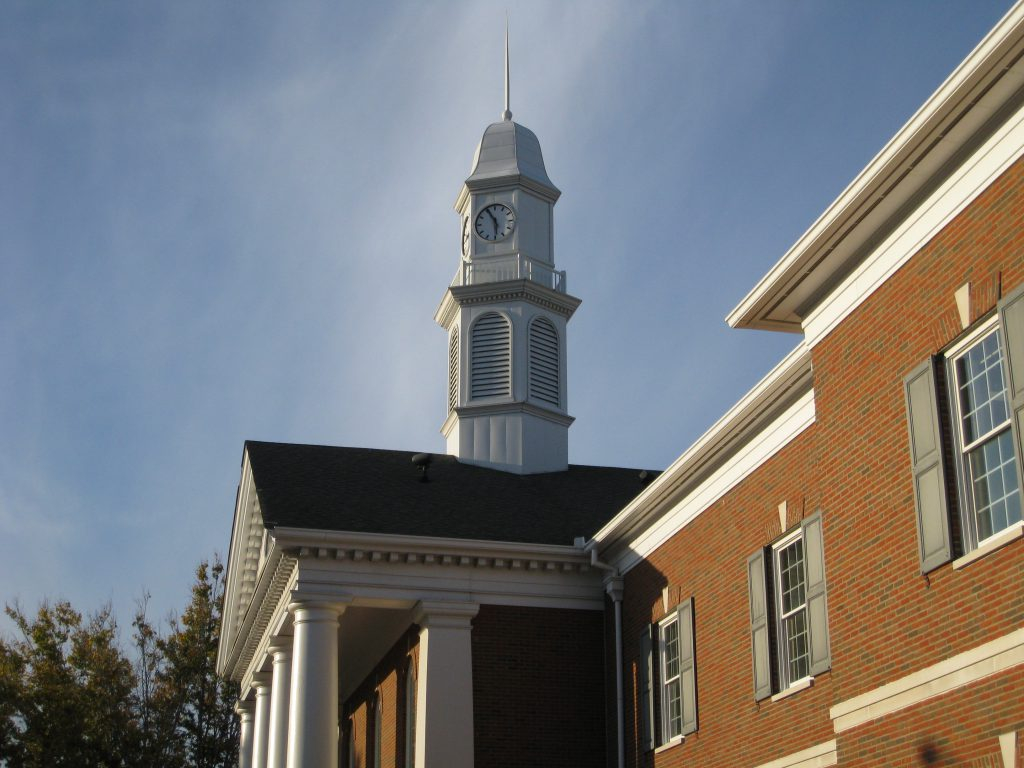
[434,53,580,474]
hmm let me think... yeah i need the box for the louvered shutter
[801,512,831,676]
[677,598,697,735]
[747,549,772,701]
[903,358,952,572]
[448,328,459,413]
[639,624,655,751]
[998,283,1024,496]
[529,317,559,407]
[471,313,511,399]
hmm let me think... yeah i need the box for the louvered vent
[529,317,559,407]
[448,328,459,413]
[471,313,511,399]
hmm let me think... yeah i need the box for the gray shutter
[677,598,697,735]
[747,549,772,701]
[801,512,831,676]
[998,283,1024,495]
[639,624,655,751]
[903,358,952,572]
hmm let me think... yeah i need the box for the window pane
[664,621,680,680]
[957,332,1009,444]
[783,608,809,683]
[667,679,682,738]
[778,539,805,615]
[969,429,1021,541]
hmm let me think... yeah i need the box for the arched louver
[448,328,459,413]
[471,312,511,399]
[529,317,560,407]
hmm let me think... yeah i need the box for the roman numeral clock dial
[474,203,516,242]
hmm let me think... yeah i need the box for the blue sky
[0,0,1014,636]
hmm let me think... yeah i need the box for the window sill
[771,675,814,702]
[654,736,683,754]
[953,521,1024,570]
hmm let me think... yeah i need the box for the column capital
[250,671,273,692]
[413,600,479,629]
[235,699,256,720]
[267,636,293,656]
[287,592,352,622]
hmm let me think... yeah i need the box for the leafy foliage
[0,559,238,768]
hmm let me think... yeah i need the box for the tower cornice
[434,279,581,328]
[455,174,561,212]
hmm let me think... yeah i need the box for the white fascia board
[590,343,813,567]
[611,388,815,574]
[727,0,1024,331]
[803,97,1024,348]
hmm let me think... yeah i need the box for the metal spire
[502,16,512,121]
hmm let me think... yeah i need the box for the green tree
[152,559,238,768]
[0,601,141,767]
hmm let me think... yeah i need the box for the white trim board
[611,388,816,574]
[803,100,1024,349]
[829,626,1024,733]
[752,739,838,768]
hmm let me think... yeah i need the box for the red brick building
[591,5,1024,766]
[220,5,1024,767]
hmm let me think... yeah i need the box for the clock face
[474,203,516,242]
[462,216,471,255]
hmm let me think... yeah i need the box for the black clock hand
[486,209,499,236]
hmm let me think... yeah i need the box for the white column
[266,638,292,768]
[286,600,345,768]
[251,672,272,768]
[235,699,256,768]
[413,601,479,768]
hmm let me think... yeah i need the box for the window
[371,692,382,768]
[748,512,830,701]
[904,286,1024,572]
[404,664,416,768]
[639,598,696,750]
[470,312,511,399]
[773,532,810,688]
[948,324,1022,547]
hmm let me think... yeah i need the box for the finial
[502,15,512,121]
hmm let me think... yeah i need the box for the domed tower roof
[465,119,560,199]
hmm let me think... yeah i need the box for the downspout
[588,546,625,768]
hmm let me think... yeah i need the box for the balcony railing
[450,253,567,293]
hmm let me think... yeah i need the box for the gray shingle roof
[245,441,656,546]
[466,120,559,195]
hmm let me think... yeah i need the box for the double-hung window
[639,598,697,750]
[773,531,810,689]
[748,512,830,701]
[905,285,1024,572]
[948,323,1022,547]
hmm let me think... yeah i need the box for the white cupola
[434,37,579,474]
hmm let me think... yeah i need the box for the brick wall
[472,604,607,768]
[618,156,1024,766]
[342,627,419,768]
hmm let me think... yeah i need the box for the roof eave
[591,342,813,554]
[727,0,1024,332]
